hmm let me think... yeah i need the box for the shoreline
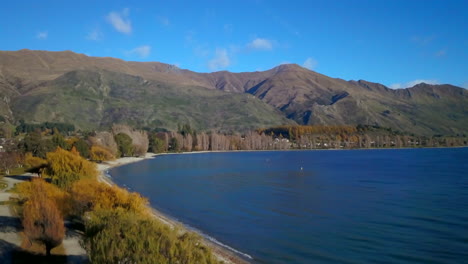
[96,153,251,264]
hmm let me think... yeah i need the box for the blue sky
[1,0,467,88]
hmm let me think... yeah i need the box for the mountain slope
[240,65,468,135]
[10,70,293,131]
[1,50,466,135]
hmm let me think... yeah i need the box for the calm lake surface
[111,148,468,263]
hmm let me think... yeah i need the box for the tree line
[1,123,467,177]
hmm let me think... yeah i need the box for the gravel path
[0,175,23,264]
[0,174,88,263]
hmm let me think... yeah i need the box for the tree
[16,178,71,217]
[72,138,90,159]
[19,131,55,158]
[0,151,18,175]
[114,133,134,157]
[82,209,216,264]
[51,128,69,150]
[44,147,98,190]
[71,179,148,216]
[149,135,166,153]
[169,137,179,152]
[112,125,149,157]
[24,152,48,177]
[89,131,118,156]
[22,179,65,256]
[89,145,115,162]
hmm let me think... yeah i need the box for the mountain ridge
[0,49,466,135]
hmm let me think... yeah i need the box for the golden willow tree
[82,209,217,264]
[89,145,115,162]
[44,147,98,190]
[70,179,148,216]
[22,179,65,256]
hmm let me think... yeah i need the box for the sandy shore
[97,153,250,264]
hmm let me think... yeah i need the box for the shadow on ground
[0,239,88,264]
[0,215,22,233]
[4,174,38,182]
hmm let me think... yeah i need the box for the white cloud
[435,49,447,57]
[127,45,151,58]
[37,31,48,39]
[389,79,439,89]
[302,57,318,70]
[86,29,103,41]
[106,8,132,34]
[208,48,230,71]
[247,38,273,51]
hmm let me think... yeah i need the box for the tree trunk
[46,243,52,256]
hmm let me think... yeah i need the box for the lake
[110,148,468,263]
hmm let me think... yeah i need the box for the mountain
[7,69,292,131]
[1,49,467,135]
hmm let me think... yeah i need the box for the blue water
[110,148,468,263]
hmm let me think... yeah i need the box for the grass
[9,167,26,175]
[0,180,7,190]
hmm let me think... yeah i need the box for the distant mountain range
[0,49,467,135]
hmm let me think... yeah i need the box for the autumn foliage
[83,209,216,264]
[89,145,115,162]
[16,178,71,216]
[43,147,98,190]
[70,179,148,216]
[21,179,65,256]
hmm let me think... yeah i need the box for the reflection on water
[111,148,468,263]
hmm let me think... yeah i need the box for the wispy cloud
[411,35,435,45]
[435,49,447,57]
[36,31,48,39]
[157,15,170,26]
[302,57,318,70]
[127,45,151,58]
[106,8,132,34]
[389,79,439,89]
[208,48,230,71]
[86,28,103,41]
[247,38,273,51]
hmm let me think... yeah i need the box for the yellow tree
[71,179,148,216]
[89,145,115,162]
[22,179,65,256]
[16,178,71,217]
[24,152,48,177]
[44,147,98,190]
